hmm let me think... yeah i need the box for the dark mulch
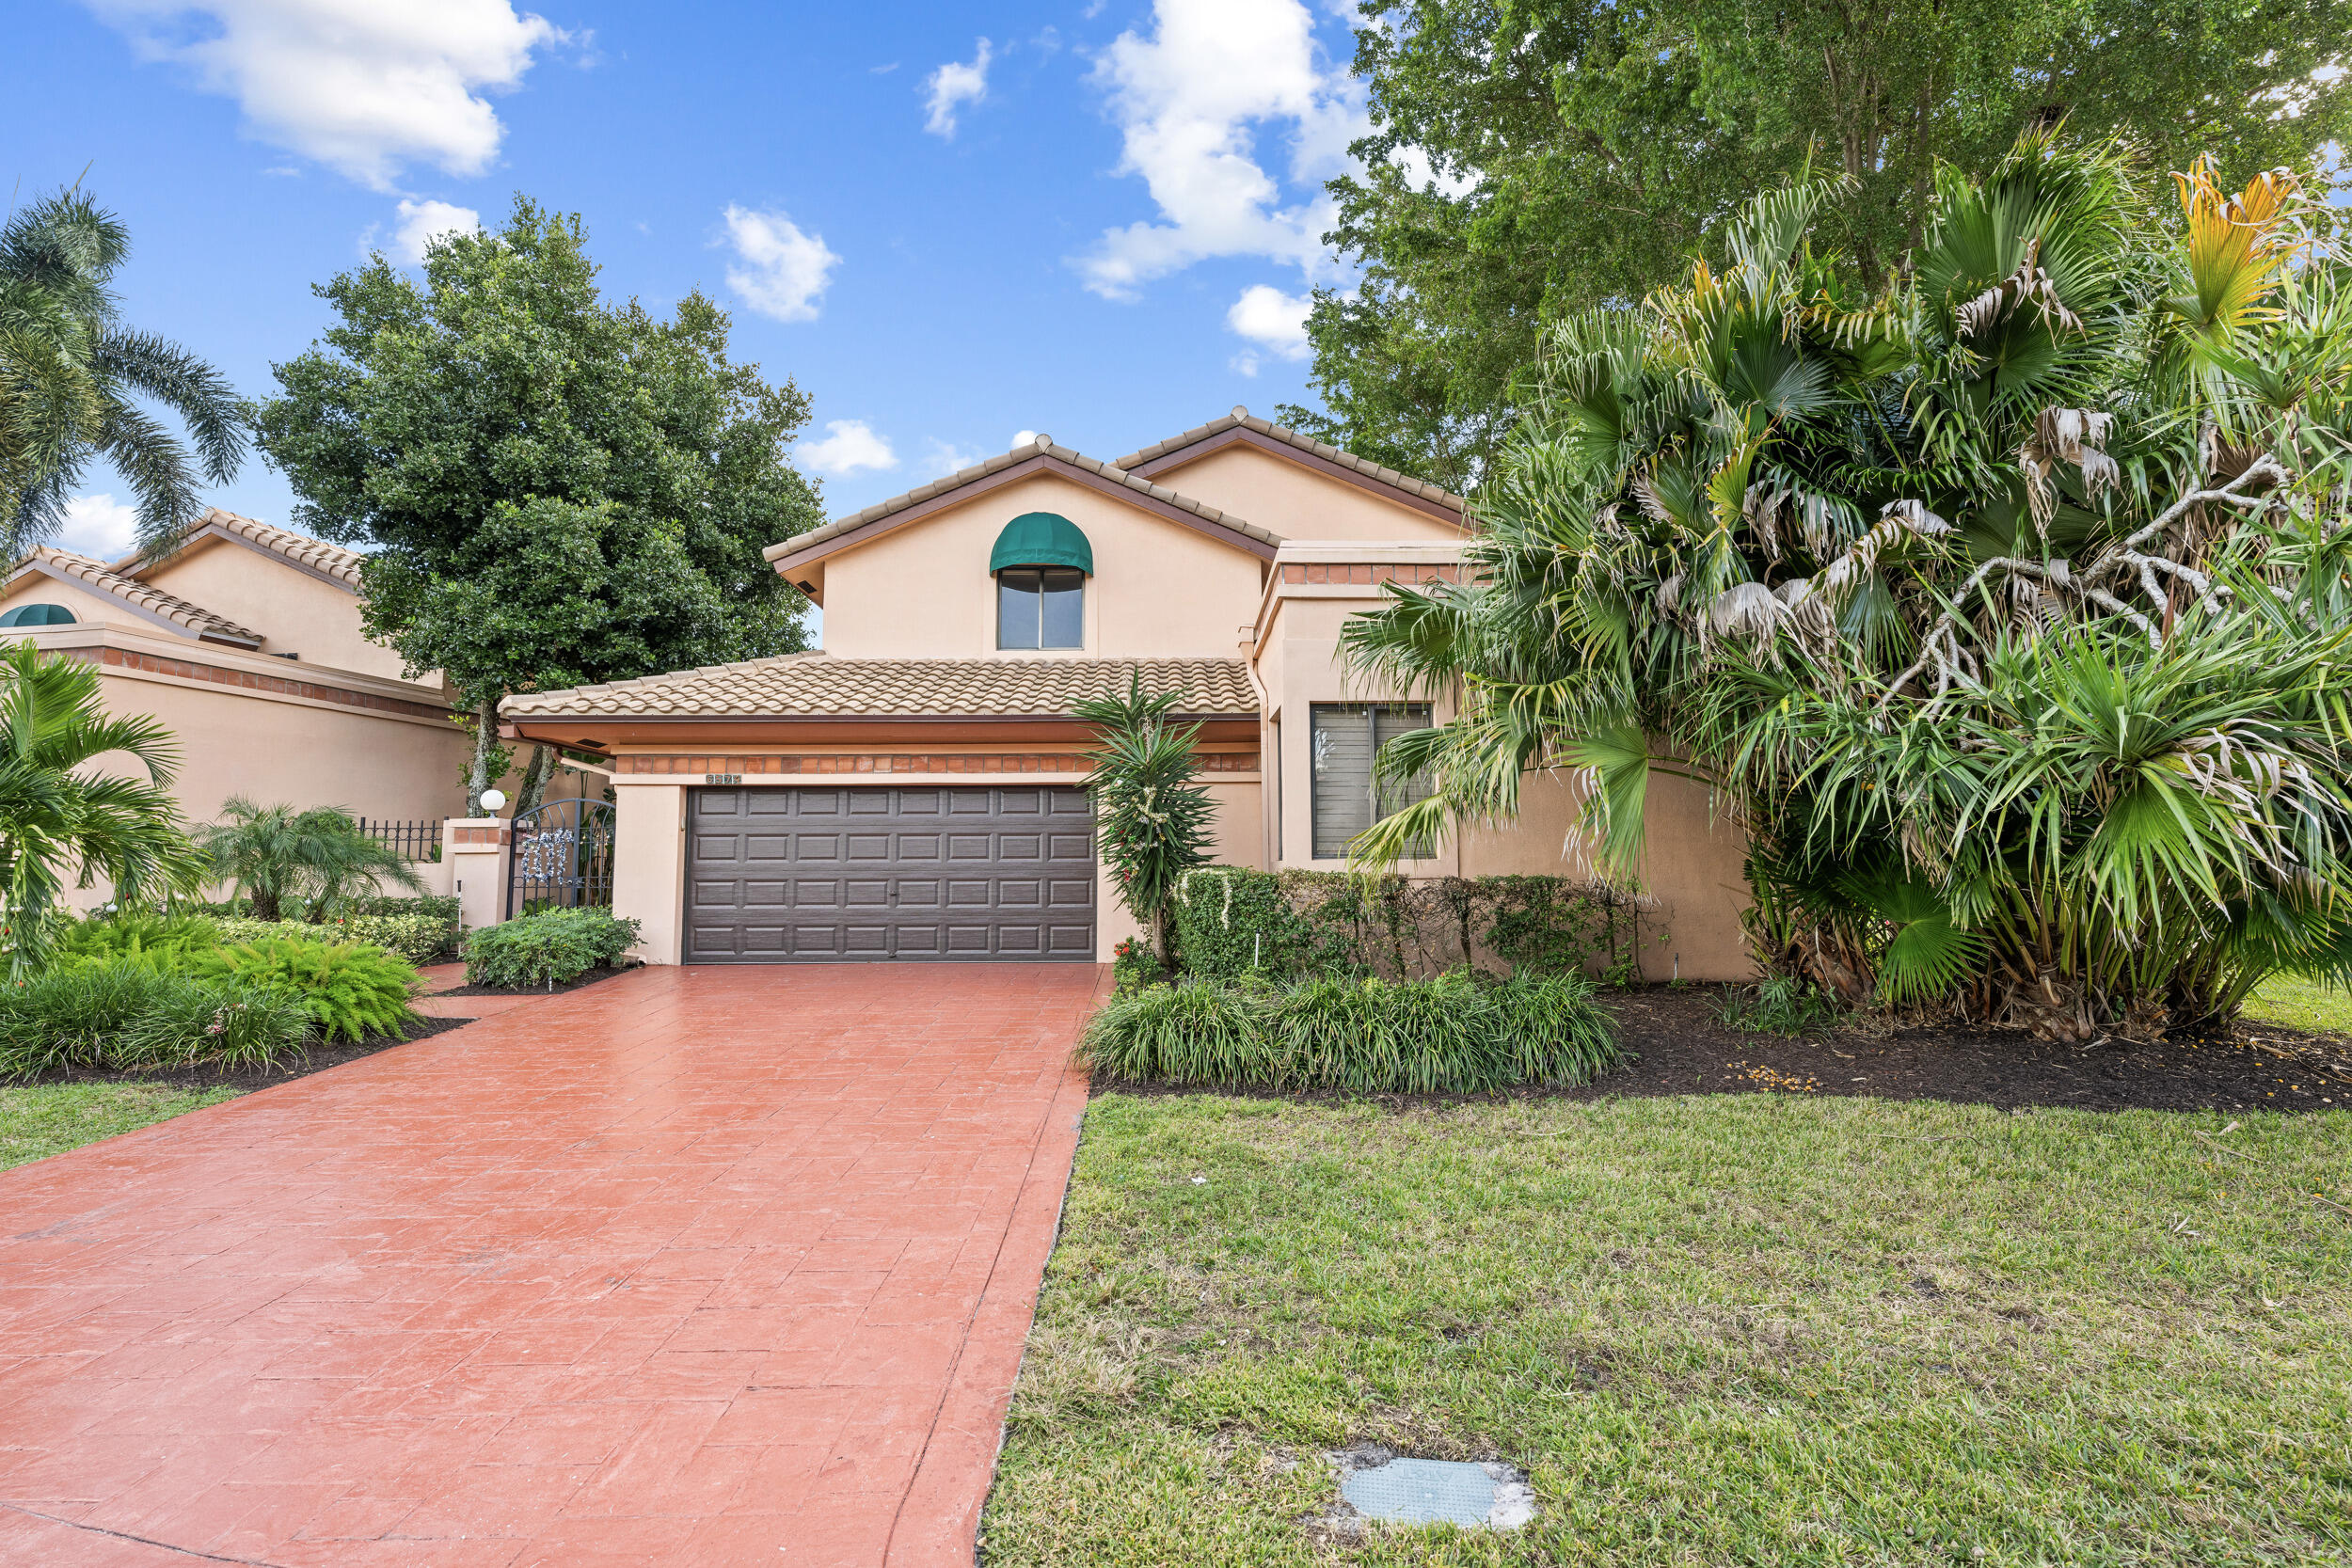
[17,1014,477,1095]
[1094,985,2352,1116]
[435,964,635,998]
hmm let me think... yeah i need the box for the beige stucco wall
[815,472,1264,659]
[137,537,416,683]
[1143,442,1466,543]
[612,780,688,964]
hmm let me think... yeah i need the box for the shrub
[119,977,312,1069]
[215,913,458,965]
[188,938,422,1044]
[1080,971,1623,1093]
[1170,868,1352,980]
[464,908,640,990]
[0,963,182,1074]
[54,913,222,970]
[1110,937,1166,996]
[194,798,426,921]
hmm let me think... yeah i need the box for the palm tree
[194,799,427,923]
[1342,133,2352,1037]
[0,640,208,974]
[0,186,248,559]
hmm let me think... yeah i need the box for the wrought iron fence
[506,798,617,919]
[357,816,443,863]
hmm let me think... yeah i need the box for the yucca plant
[1074,673,1216,967]
[1342,132,2352,1037]
[187,936,421,1044]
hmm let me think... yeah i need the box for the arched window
[0,603,75,628]
[990,513,1091,650]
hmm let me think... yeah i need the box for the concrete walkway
[0,964,1105,1566]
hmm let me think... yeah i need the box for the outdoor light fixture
[479,788,507,813]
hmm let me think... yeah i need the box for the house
[501,411,1753,975]
[0,509,479,855]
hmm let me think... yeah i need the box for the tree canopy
[0,187,247,559]
[1282,0,2352,491]
[255,197,824,796]
[1341,133,2352,1038]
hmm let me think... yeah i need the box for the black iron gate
[506,798,616,919]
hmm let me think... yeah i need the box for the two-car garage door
[687,785,1095,961]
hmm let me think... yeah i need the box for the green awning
[0,603,75,627]
[989,512,1093,576]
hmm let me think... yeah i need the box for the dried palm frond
[2020,406,2121,528]
[1955,238,2083,341]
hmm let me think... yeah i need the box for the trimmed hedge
[215,913,457,965]
[1170,866,1661,983]
[463,908,640,990]
[1079,971,1625,1093]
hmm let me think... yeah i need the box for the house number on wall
[706,773,743,784]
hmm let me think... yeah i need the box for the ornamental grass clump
[1080,972,1621,1093]
[117,978,311,1070]
[0,964,311,1075]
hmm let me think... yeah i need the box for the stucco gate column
[442,816,512,933]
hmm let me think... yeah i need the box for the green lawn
[0,1082,242,1171]
[2244,974,2352,1037]
[985,1093,2352,1566]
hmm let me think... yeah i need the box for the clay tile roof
[502,655,1258,721]
[120,507,368,589]
[15,546,262,645]
[763,437,1283,564]
[1115,408,1467,514]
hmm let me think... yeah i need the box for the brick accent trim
[72,645,454,721]
[1279,562,1456,586]
[619,751,1260,777]
[451,825,510,846]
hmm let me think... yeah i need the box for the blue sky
[8,0,1375,560]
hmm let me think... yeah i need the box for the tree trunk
[467,694,501,806]
[250,885,280,923]
[514,746,554,818]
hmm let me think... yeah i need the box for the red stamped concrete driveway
[0,963,1105,1567]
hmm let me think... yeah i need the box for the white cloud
[920,439,982,478]
[1011,429,1041,449]
[89,0,563,190]
[1076,0,1364,300]
[1226,284,1311,376]
[801,420,898,477]
[720,205,841,324]
[388,198,480,263]
[924,38,993,138]
[56,493,142,560]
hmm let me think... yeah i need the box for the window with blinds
[1309,703,1434,860]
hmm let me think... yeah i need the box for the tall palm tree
[0,186,248,559]
[0,640,208,974]
[1343,133,2352,1037]
[194,799,427,923]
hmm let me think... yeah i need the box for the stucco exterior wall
[612,780,688,965]
[137,537,417,683]
[1143,442,1465,543]
[0,569,197,642]
[815,473,1263,659]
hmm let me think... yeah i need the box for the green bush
[215,912,458,965]
[1080,970,1624,1093]
[464,908,640,990]
[188,937,422,1045]
[54,913,222,970]
[1717,974,1845,1036]
[0,963,181,1073]
[119,977,312,1069]
[1170,867,1352,980]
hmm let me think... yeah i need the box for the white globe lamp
[479,788,507,814]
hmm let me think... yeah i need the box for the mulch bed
[435,964,636,998]
[19,1014,478,1095]
[1095,985,2352,1116]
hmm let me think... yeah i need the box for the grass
[984,1092,2352,1566]
[0,1081,242,1171]
[2244,974,2352,1037]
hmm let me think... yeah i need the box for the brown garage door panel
[688,786,1096,962]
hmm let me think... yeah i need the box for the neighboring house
[502,410,1753,974]
[0,510,475,900]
